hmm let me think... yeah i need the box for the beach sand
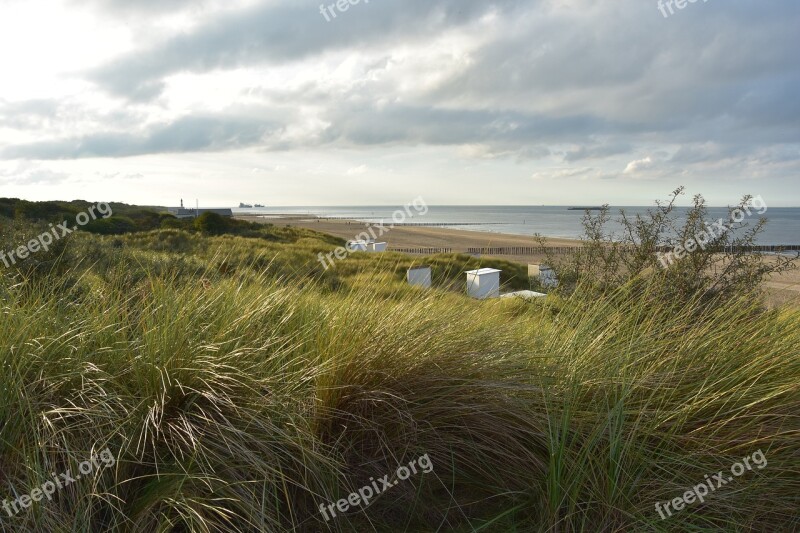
[238,215,800,306]
[238,215,576,261]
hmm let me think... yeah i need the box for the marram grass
[0,230,797,532]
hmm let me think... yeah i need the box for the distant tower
[180,199,184,208]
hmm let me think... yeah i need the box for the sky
[0,0,798,207]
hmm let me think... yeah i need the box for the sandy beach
[237,215,578,261]
[239,215,800,306]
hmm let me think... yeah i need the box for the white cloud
[623,157,654,175]
[345,164,368,176]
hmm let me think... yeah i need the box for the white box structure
[347,240,369,252]
[407,266,432,288]
[539,265,558,289]
[465,268,502,299]
[369,242,388,252]
[529,264,558,289]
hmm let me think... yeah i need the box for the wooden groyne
[465,245,800,256]
[387,222,509,227]
[389,247,454,254]
[655,245,800,253]
[386,245,800,257]
[466,246,580,255]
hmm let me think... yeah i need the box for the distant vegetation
[0,197,304,237]
[0,197,797,531]
[0,198,164,235]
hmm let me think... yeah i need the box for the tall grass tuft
[0,229,796,531]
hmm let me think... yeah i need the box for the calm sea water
[233,206,800,245]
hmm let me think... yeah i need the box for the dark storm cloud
[88,0,531,100]
[74,0,203,15]
[426,1,800,143]
[564,143,634,163]
[319,104,619,147]
[0,99,144,133]
[1,115,278,159]
[0,99,60,130]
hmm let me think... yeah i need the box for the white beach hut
[407,266,432,288]
[465,268,502,299]
[539,265,558,288]
[529,264,558,289]
[347,240,369,252]
[369,242,388,252]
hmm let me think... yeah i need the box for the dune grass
[0,228,797,532]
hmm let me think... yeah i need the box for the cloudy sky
[0,0,798,206]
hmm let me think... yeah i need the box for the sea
[232,206,800,246]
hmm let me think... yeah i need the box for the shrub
[82,216,138,235]
[13,200,77,225]
[539,187,798,306]
[194,212,229,235]
[160,216,186,230]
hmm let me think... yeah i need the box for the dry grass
[0,229,797,531]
